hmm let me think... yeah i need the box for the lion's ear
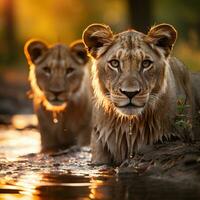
[82,23,113,58]
[24,39,48,65]
[70,40,89,65]
[146,24,177,57]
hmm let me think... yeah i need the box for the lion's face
[83,24,177,116]
[25,40,89,110]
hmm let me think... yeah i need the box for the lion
[82,23,200,165]
[24,39,92,151]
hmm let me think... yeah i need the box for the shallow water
[0,116,200,200]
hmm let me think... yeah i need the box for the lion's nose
[119,88,141,99]
[49,89,64,96]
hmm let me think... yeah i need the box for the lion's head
[24,39,89,111]
[83,23,177,117]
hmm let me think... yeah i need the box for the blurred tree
[2,0,17,64]
[127,0,153,33]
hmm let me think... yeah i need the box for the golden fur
[83,23,198,165]
[24,39,92,151]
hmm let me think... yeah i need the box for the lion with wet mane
[24,39,92,151]
[83,23,200,165]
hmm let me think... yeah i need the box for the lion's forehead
[45,44,73,68]
[118,31,143,48]
[110,31,151,60]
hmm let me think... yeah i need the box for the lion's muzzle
[45,89,67,106]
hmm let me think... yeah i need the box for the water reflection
[1,171,200,200]
[0,172,42,200]
[0,128,40,161]
[11,115,38,130]
[0,171,109,200]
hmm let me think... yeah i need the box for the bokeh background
[0,0,200,120]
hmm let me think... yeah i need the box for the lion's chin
[43,99,67,111]
[49,100,66,106]
[116,105,144,116]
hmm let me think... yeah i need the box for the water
[0,115,200,200]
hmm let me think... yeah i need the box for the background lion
[83,23,200,165]
[24,39,92,151]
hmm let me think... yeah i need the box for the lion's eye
[141,60,153,69]
[65,67,75,75]
[109,59,120,69]
[43,66,51,74]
